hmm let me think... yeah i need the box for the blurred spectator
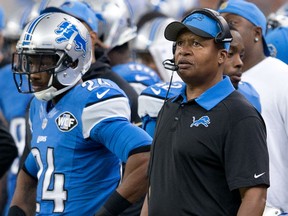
[138,81,183,137]
[223,29,261,112]
[86,0,162,99]
[267,2,288,31]
[266,3,288,64]
[247,0,286,16]
[112,61,162,95]
[219,0,288,213]
[132,15,180,81]
[126,0,199,24]
[266,26,288,64]
[0,121,17,179]
[219,0,270,72]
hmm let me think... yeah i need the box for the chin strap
[34,74,82,101]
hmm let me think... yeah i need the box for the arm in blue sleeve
[23,152,38,180]
[141,115,157,138]
[90,118,152,162]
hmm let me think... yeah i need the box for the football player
[8,12,151,216]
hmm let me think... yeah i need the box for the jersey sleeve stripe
[138,95,165,118]
[82,97,131,138]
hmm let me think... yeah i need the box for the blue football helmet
[12,12,92,101]
[132,16,175,53]
[267,3,288,31]
[126,0,199,24]
[84,0,137,50]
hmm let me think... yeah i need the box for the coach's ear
[218,49,227,65]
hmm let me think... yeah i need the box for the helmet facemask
[13,49,64,90]
[12,49,81,101]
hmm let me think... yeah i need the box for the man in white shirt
[219,1,288,214]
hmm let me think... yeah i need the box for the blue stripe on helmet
[23,13,51,46]
[147,18,163,49]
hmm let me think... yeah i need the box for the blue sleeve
[238,82,261,113]
[90,118,152,162]
[141,115,157,138]
[24,152,38,179]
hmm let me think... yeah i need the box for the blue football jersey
[138,81,183,137]
[0,64,33,215]
[238,81,261,113]
[25,78,152,215]
[112,62,162,95]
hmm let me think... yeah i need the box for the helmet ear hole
[62,56,73,68]
[62,56,78,69]
[70,59,78,69]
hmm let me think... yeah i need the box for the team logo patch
[185,14,204,22]
[190,116,210,128]
[55,21,87,56]
[37,136,47,143]
[55,112,78,132]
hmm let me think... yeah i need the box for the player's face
[26,55,57,92]
[174,30,224,86]
[223,30,245,89]
[220,13,255,62]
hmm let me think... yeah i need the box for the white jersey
[242,57,288,212]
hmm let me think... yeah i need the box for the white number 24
[32,148,67,213]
